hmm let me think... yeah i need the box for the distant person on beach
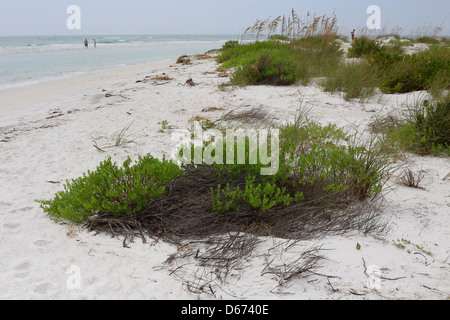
[93,39,97,48]
[351,29,357,42]
[84,38,88,48]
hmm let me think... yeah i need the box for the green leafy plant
[211,175,303,213]
[37,155,183,222]
[158,120,174,133]
[279,116,393,202]
[386,97,450,155]
[380,45,450,94]
[347,37,384,58]
[320,60,379,101]
[222,40,239,51]
[231,50,302,86]
[268,34,290,41]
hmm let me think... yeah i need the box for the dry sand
[0,53,448,300]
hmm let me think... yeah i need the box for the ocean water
[0,35,237,93]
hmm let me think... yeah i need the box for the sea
[0,34,238,94]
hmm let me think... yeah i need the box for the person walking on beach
[84,38,89,48]
[351,29,357,42]
[93,39,97,48]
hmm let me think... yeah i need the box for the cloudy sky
[0,0,448,36]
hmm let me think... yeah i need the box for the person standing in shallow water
[93,39,97,48]
[84,38,88,48]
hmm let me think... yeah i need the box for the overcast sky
[0,0,449,36]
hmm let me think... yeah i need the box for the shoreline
[0,58,174,126]
[0,50,448,300]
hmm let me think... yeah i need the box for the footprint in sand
[9,206,34,214]
[14,262,32,278]
[0,202,13,207]
[3,222,20,230]
[33,282,53,295]
[33,240,52,247]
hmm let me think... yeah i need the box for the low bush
[39,112,395,229]
[380,45,450,94]
[230,51,303,86]
[278,118,392,202]
[216,41,283,67]
[321,60,380,101]
[414,36,441,45]
[37,155,183,222]
[221,40,239,51]
[268,34,290,41]
[347,37,384,58]
[386,97,450,155]
[218,37,342,87]
[211,176,303,213]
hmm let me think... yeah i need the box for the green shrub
[388,39,414,47]
[211,176,303,213]
[37,155,183,222]
[219,37,342,87]
[348,37,384,58]
[268,34,290,41]
[217,41,284,67]
[380,45,450,93]
[369,51,403,70]
[414,37,441,45]
[231,51,302,86]
[321,60,380,101]
[386,98,450,155]
[222,40,239,51]
[207,115,393,214]
[279,117,393,201]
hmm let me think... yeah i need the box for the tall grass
[320,60,380,102]
[242,9,339,42]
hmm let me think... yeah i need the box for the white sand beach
[0,52,449,300]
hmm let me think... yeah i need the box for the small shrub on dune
[230,51,303,86]
[278,118,392,203]
[37,155,183,222]
[321,60,380,101]
[380,46,449,94]
[386,97,450,155]
[221,40,239,51]
[216,41,284,67]
[268,34,290,41]
[347,37,384,58]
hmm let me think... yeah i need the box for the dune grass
[217,14,449,101]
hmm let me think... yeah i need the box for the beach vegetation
[379,45,449,94]
[37,155,183,222]
[40,110,396,292]
[268,34,290,41]
[385,97,450,155]
[158,120,174,133]
[40,111,395,227]
[216,10,450,101]
[320,60,380,102]
[221,40,239,51]
[399,168,425,189]
[92,122,137,150]
[347,37,384,58]
[218,37,342,87]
